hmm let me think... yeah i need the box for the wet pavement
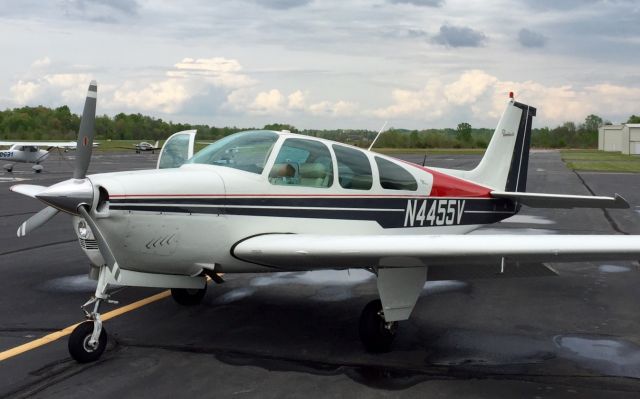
[1,150,639,398]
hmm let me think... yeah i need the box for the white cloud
[371,70,640,126]
[372,79,445,119]
[287,90,306,110]
[308,100,358,117]
[31,57,51,68]
[444,70,497,106]
[10,80,41,104]
[168,57,255,89]
[111,79,190,113]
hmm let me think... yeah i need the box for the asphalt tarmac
[1,150,639,398]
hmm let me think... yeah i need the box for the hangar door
[603,129,622,151]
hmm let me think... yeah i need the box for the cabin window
[269,138,333,188]
[189,131,278,174]
[375,156,418,191]
[332,144,372,190]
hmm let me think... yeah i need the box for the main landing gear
[359,299,398,352]
[171,285,207,306]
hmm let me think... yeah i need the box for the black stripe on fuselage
[109,196,518,229]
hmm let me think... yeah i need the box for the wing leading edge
[232,234,640,270]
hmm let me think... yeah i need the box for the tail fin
[465,100,536,192]
[154,140,159,149]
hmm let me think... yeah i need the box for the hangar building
[598,124,640,154]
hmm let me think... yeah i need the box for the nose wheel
[69,321,107,363]
[359,299,398,353]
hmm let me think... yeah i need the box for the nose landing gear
[68,266,115,363]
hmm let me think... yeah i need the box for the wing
[491,191,629,209]
[232,234,640,270]
[0,141,77,148]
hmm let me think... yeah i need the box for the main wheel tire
[359,299,397,353]
[171,285,207,306]
[68,321,107,363]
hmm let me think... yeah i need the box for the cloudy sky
[1,0,640,129]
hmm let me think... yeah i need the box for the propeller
[9,80,121,279]
[10,81,97,236]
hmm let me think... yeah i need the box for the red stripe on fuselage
[403,162,492,198]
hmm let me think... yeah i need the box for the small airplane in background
[120,141,161,154]
[0,140,78,173]
[9,82,640,364]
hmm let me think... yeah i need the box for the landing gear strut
[68,266,114,363]
[359,299,398,353]
[171,285,207,306]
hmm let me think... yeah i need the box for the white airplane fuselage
[77,138,516,277]
[0,145,50,164]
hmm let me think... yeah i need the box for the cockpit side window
[375,156,418,191]
[332,144,372,190]
[189,131,278,174]
[269,138,333,188]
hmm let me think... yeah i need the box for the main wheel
[171,285,207,306]
[359,299,397,353]
[68,321,107,363]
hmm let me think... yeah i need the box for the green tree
[584,114,603,132]
[456,122,472,143]
[628,115,640,124]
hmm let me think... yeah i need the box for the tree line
[0,105,631,149]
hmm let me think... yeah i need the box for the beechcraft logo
[502,128,514,136]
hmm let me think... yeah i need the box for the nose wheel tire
[171,285,207,306]
[68,321,107,363]
[359,299,397,353]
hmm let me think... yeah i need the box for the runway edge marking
[0,290,171,362]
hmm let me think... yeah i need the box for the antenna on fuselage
[367,121,388,151]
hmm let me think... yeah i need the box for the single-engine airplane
[9,81,640,363]
[0,140,77,172]
[119,141,161,154]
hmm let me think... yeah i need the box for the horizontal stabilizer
[491,191,629,209]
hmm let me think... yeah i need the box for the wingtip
[614,193,630,209]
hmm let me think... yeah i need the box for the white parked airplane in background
[119,141,161,154]
[8,82,640,363]
[0,140,78,172]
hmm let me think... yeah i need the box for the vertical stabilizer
[463,100,536,192]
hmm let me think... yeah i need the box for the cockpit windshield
[188,130,278,174]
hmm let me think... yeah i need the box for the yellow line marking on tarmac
[0,290,171,362]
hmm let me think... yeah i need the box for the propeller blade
[73,80,97,180]
[17,207,60,237]
[78,206,120,280]
[9,184,47,199]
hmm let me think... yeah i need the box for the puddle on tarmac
[555,335,640,378]
[37,274,98,293]
[598,264,631,273]
[250,269,374,287]
[501,215,555,225]
[428,329,555,366]
[422,280,467,295]
[212,287,257,305]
